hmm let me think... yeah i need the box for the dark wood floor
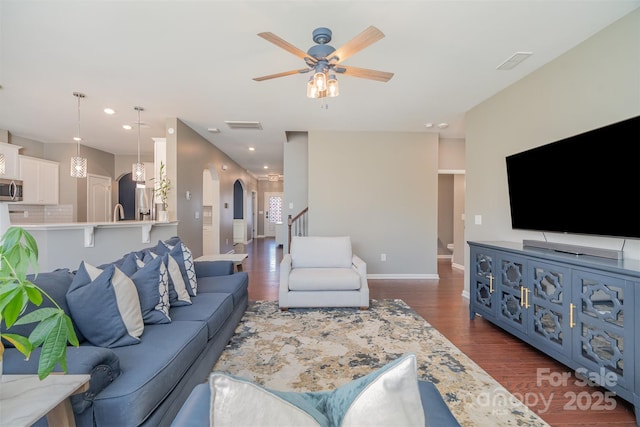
[241,237,638,427]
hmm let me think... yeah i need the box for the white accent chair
[279,236,369,310]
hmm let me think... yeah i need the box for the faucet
[113,203,124,222]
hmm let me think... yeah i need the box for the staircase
[287,207,308,252]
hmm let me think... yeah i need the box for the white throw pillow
[209,353,424,427]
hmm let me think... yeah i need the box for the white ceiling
[1,1,638,179]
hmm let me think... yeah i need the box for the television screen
[505,115,640,239]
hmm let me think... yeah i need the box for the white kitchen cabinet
[0,142,22,179]
[19,156,59,204]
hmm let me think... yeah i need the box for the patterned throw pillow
[155,239,198,297]
[144,250,191,307]
[209,353,425,427]
[66,262,144,348]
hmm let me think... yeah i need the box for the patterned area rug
[214,299,549,427]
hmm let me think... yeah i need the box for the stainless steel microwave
[0,178,23,201]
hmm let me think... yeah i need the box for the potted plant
[0,226,78,379]
[153,161,171,222]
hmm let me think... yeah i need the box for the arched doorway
[232,179,247,245]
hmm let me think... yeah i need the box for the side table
[1,374,90,427]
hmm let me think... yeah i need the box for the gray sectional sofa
[3,238,248,427]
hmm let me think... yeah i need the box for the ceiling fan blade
[253,69,309,82]
[257,32,317,63]
[331,26,385,63]
[338,65,394,82]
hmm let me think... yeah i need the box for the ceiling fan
[253,26,394,98]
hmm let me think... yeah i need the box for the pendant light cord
[76,94,81,157]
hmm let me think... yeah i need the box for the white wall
[308,131,439,277]
[464,10,640,294]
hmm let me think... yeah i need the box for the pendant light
[132,106,146,182]
[70,92,87,178]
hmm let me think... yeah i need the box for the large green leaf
[1,333,33,356]
[37,315,68,379]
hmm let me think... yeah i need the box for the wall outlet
[195,211,199,219]
[23,211,29,218]
[381,253,386,261]
[474,214,482,225]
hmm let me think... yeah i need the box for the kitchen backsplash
[9,204,73,224]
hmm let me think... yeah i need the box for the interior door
[87,174,112,222]
[263,192,283,237]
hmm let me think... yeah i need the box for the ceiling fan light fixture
[313,71,327,92]
[307,77,319,98]
[327,74,339,97]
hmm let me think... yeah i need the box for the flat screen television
[505,115,640,239]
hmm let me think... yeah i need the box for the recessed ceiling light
[424,123,433,129]
[263,165,269,169]
[104,108,115,115]
[248,147,255,151]
[207,128,220,133]
[437,123,449,129]
[122,124,132,130]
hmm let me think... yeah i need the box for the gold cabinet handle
[489,274,494,293]
[569,303,576,328]
[525,288,530,309]
[520,286,525,306]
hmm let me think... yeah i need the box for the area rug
[213,299,549,427]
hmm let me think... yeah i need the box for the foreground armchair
[279,236,369,310]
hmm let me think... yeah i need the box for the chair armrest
[352,255,368,284]
[194,260,234,277]
[170,383,211,427]
[279,254,293,305]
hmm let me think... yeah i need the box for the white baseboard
[451,262,465,271]
[461,290,470,299]
[367,273,440,280]
[437,254,453,259]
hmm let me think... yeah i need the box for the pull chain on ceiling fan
[253,26,394,99]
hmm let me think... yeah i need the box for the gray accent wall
[308,131,439,277]
[464,10,640,296]
[171,118,258,257]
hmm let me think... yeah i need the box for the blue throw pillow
[66,262,144,348]
[130,255,171,324]
[208,353,425,427]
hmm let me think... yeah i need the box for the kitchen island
[19,220,178,273]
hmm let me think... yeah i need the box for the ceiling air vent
[496,52,532,70]
[224,121,262,130]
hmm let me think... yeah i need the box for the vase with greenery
[153,161,171,221]
[0,226,78,379]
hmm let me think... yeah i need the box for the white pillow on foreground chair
[209,353,424,427]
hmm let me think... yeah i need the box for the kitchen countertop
[18,220,178,247]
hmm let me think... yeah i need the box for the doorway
[263,192,283,237]
[202,167,220,255]
[87,174,112,222]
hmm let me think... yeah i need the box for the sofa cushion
[207,353,424,427]
[169,293,233,339]
[196,272,249,305]
[90,320,209,427]
[1,268,85,346]
[66,262,144,348]
[291,236,353,269]
[130,255,171,324]
[288,268,361,291]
